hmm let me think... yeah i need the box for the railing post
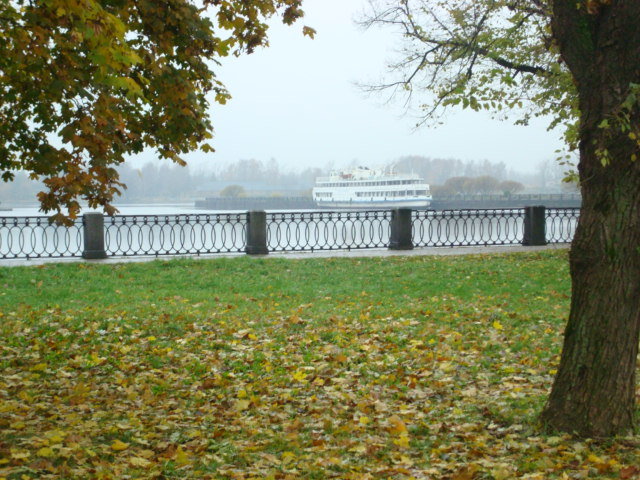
[522,205,547,246]
[82,212,107,259]
[389,208,414,250]
[245,210,269,255]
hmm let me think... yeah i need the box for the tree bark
[541,0,640,437]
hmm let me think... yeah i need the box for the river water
[0,204,213,217]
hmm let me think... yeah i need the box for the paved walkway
[0,244,569,268]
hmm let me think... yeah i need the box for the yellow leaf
[37,447,55,458]
[175,447,189,466]
[491,464,512,480]
[312,377,325,386]
[129,456,152,468]
[45,431,65,443]
[587,453,603,464]
[10,421,25,430]
[492,320,503,330]
[393,433,410,448]
[359,416,370,425]
[111,440,129,451]
[138,449,155,459]
[234,399,250,412]
[10,451,30,460]
[439,361,455,373]
[388,415,408,435]
[292,370,307,382]
[281,451,296,464]
[399,455,414,466]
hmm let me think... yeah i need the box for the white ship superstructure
[312,167,431,208]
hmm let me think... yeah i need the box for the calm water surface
[0,204,214,217]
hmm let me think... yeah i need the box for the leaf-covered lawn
[1,250,638,479]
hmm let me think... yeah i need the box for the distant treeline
[393,156,510,185]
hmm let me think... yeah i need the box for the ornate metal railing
[266,210,391,251]
[546,207,580,243]
[0,216,83,259]
[104,213,246,256]
[0,207,579,260]
[412,209,524,247]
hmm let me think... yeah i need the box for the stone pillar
[523,205,547,246]
[82,212,107,259]
[389,208,414,250]
[245,210,269,255]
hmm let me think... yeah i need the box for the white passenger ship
[312,166,431,208]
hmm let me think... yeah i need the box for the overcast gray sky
[140,0,566,174]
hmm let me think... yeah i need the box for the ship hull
[314,199,431,209]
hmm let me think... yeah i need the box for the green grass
[0,250,569,312]
[0,249,638,479]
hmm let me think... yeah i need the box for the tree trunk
[541,0,640,437]
[540,142,640,437]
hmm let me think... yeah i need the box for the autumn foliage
[0,0,311,222]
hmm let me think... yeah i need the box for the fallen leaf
[388,415,408,435]
[111,440,129,452]
[129,456,152,468]
[36,447,55,458]
[620,466,640,479]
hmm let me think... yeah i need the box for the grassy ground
[0,249,638,479]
